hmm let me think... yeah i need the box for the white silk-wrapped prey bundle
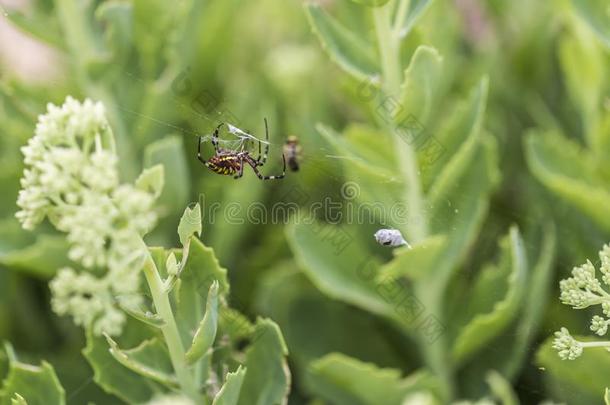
[374,229,411,248]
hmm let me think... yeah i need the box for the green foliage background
[0,0,609,403]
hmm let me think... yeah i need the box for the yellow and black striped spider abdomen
[206,155,241,176]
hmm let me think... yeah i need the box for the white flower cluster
[16,97,163,336]
[552,328,583,361]
[558,246,610,336]
[554,245,610,360]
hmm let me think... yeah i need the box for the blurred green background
[1,0,610,403]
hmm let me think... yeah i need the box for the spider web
[198,123,271,152]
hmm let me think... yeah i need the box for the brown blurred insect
[283,136,302,172]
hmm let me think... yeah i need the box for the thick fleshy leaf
[0,345,65,405]
[144,135,190,215]
[135,164,165,199]
[304,4,379,82]
[173,238,228,352]
[558,20,604,145]
[525,130,610,231]
[104,335,177,388]
[177,204,202,248]
[501,225,556,378]
[286,220,408,326]
[571,0,610,48]
[308,353,437,405]
[396,0,434,38]
[95,1,134,67]
[117,299,166,328]
[398,45,443,125]
[212,366,246,405]
[82,329,157,403]
[237,319,290,405]
[0,235,69,279]
[452,227,528,365]
[424,77,489,191]
[185,281,219,365]
[455,229,556,397]
[424,134,499,288]
[378,234,446,280]
[317,124,405,230]
[10,393,27,405]
[486,371,518,405]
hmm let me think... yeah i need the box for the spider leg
[256,118,270,166]
[197,136,207,165]
[246,154,285,180]
[212,123,224,154]
[233,156,245,179]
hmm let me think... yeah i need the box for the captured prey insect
[197,118,286,180]
[283,135,302,172]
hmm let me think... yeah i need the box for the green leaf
[0,235,69,279]
[571,0,610,48]
[144,135,190,215]
[452,227,528,365]
[398,45,443,125]
[95,1,134,67]
[425,77,489,191]
[558,19,604,145]
[177,204,202,248]
[286,220,406,325]
[218,307,255,342]
[396,0,434,38]
[348,0,391,7]
[501,225,556,378]
[255,265,410,385]
[185,281,219,365]
[525,131,610,231]
[0,345,65,405]
[316,124,404,227]
[423,134,499,289]
[173,238,229,353]
[605,387,610,405]
[82,329,157,403]
[117,299,166,329]
[213,366,246,405]
[378,234,446,280]
[104,335,177,388]
[10,393,27,405]
[537,335,610,402]
[308,353,437,405]
[304,3,379,82]
[237,319,290,405]
[486,371,518,405]
[135,164,165,199]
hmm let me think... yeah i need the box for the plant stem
[393,0,411,35]
[580,341,610,348]
[142,253,199,401]
[372,3,427,242]
[373,3,451,399]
